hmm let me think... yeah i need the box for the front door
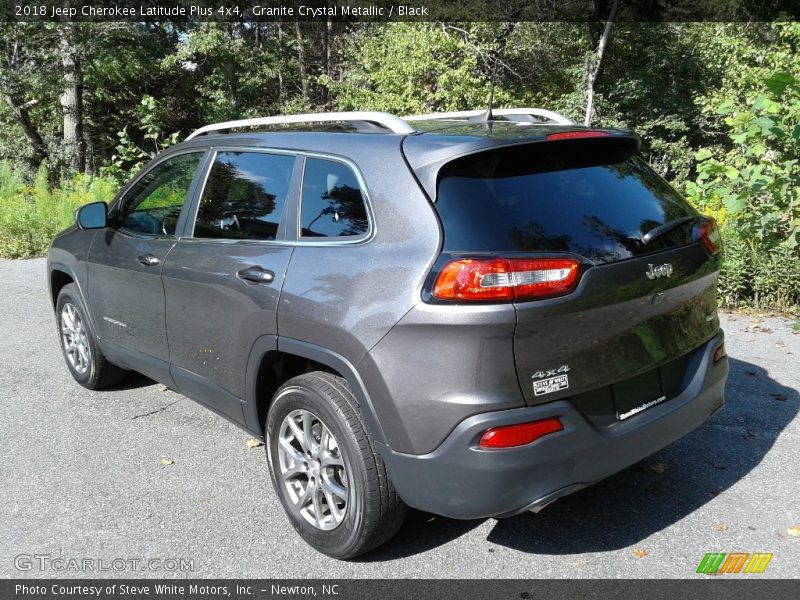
[88,151,205,381]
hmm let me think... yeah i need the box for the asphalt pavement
[1,257,798,578]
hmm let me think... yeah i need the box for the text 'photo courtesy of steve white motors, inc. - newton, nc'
[14,583,338,597]
[15,3,429,18]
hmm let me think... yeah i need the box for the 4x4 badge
[531,365,570,380]
[646,263,673,279]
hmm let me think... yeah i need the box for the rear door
[434,139,721,416]
[161,149,298,422]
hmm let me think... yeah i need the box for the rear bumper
[380,330,728,519]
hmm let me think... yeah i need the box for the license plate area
[614,367,663,420]
[568,351,693,426]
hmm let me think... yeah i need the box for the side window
[118,152,202,236]
[193,151,294,241]
[300,158,369,239]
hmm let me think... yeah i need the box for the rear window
[435,141,698,263]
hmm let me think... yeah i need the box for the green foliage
[0,161,118,258]
[0,20,799,311]
[717,226,800,313]
[100,95,179,184]
[690,72,800,250]
[325,23,500,114]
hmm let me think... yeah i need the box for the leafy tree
[689,72,800,249]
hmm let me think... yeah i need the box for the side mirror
[76,201,108,230]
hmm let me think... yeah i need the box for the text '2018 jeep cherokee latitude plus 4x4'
[48,108,729,559]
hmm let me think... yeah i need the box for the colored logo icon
[696,552,773,574]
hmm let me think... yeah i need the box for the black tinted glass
[119,153,202,236]
[194,152,294,241]
[436,141,698,263]
[300,158,368,238]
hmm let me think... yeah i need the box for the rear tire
[56,283,126,389]
[266,371,406,559]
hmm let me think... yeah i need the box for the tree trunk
[225,25,238,116]
[584,0,621,126]
[59,23,85,172]
[324,17,333,109]
[276,23,284,104]
[295,22,310,104]
[2,95,49,166]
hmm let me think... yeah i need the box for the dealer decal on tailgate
[531,365,570,396]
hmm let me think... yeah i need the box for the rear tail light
[546,130,612,141]
[694,217,721,254]
[479,418,563,449]
[432,258,580,302]
[714,342,727,363]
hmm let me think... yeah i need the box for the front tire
[56,283,125,389]
[266,372,406,559]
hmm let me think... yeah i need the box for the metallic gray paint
[380,331,728,519]
[161,239,294,400]
[358,302,524,454]
[512,243,721,406]
[48,125,729,522]
[87,230,175,362]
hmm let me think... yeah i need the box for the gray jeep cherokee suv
[48,109,729,559]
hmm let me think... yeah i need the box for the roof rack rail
[403,108,575,125]
[185,111,415,140]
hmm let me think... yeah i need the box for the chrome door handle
[137,254,160,266]
[237,266,275,284]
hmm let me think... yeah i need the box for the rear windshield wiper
[640,216,696,246]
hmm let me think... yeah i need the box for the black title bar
[1,0,799,22]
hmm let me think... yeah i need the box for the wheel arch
[49,268,75,309]
[245,336,387,446]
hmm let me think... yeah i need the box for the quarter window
[300,158,369,239]
[117,152,202,236]
[193,151,294,241]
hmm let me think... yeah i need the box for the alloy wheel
[277,409,349,530]
[60,302,91,375]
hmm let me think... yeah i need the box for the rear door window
[435,141,698,263]
[300,158,369,239]
[193,151,295,241]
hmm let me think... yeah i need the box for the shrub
[717,225,800,312]
[0,162,118,259]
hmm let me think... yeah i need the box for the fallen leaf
[159,457,174,465]
[714,522,729,533]
[158,385,168,392]
[770,393,787,402]
[743,429,758,440]
[746,371,757,378]
[788,526,800,537]
[245,438,264,448]
[632,548,648,559]
[774,341,785,348]
[712,463,727,470]
[650,462,668,474]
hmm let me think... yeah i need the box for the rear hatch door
[432,137,721,417]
